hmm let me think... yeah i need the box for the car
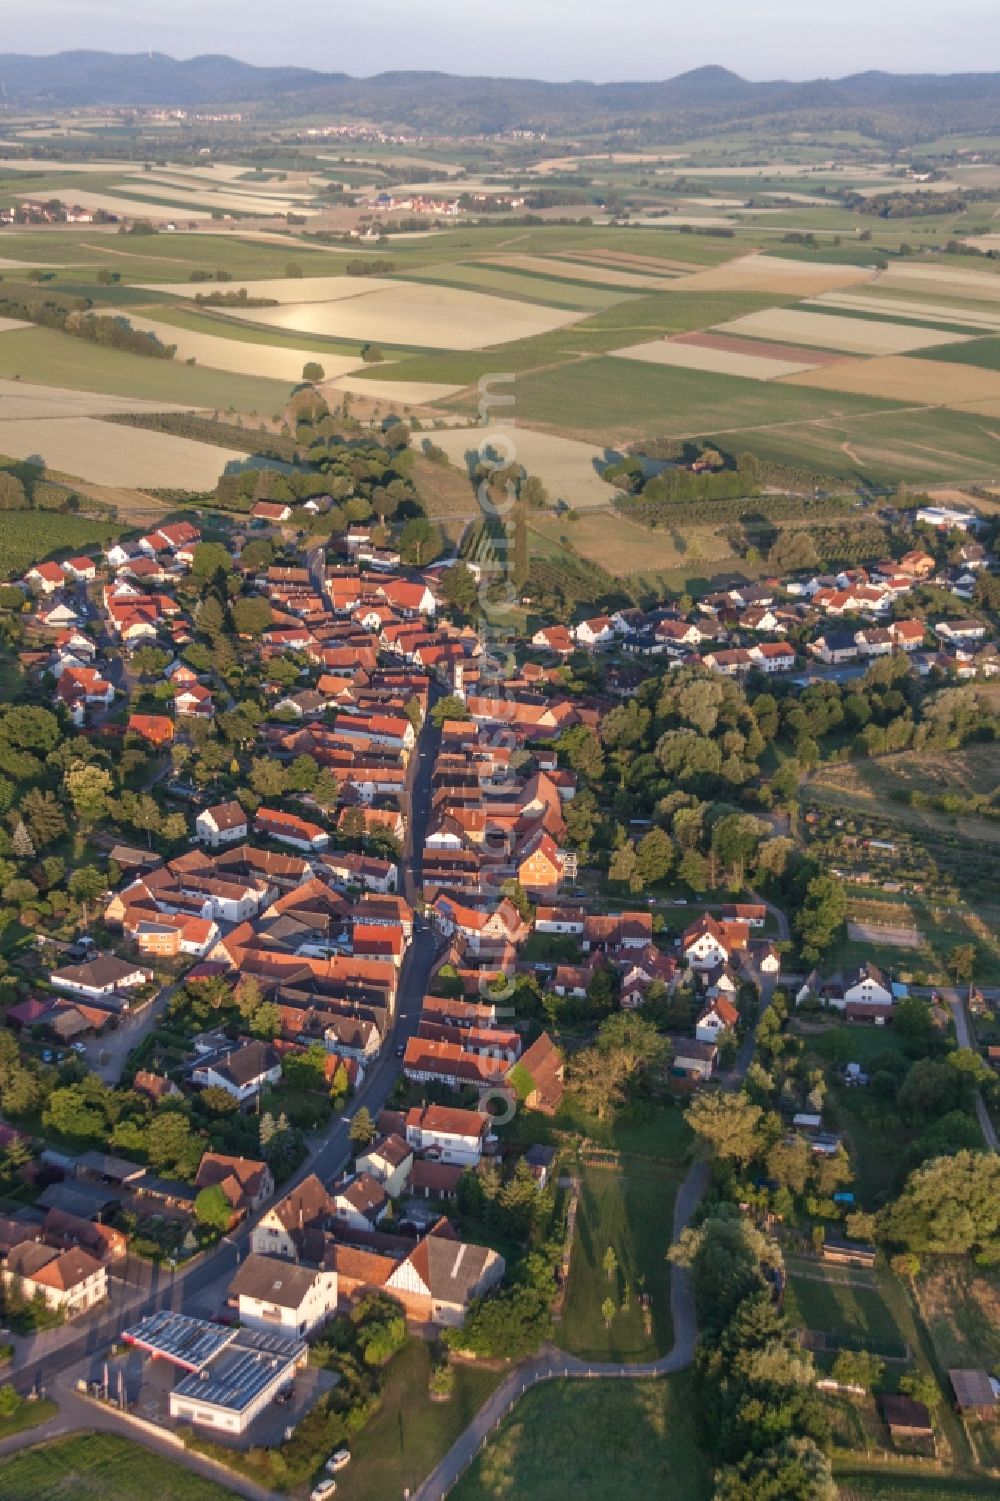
[71,1042,87,1054]
[41,1049,53,1063]
[310,1481,337,1501]
[326,1451,351,1473]
[395,1044,405,1058]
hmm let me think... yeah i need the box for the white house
[4,1241,107,1317]
[843,962,893,1009]
[356,1133,414,1199]
[331,1171,391,1231]
[228,1253,338,1337]
[50,956,151,999]
[196,801,249,847]
[695,996,739,1044]
[192,1041,282,1103]
[573,615,616,650]
[405,1104,491,1167]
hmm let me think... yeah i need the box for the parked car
[310,1482,337,1501]
[326,1451,351,1473]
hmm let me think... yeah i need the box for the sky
[2,0,999,81]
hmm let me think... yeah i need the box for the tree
[686,1090,763,1165]
[603,1246,618,1281]
[191,543,233,580]
[831,1349,884,1392]
[302,362,325,383]
[399,516,442,567]
[888,1149,1000,1256]
[439,562,478,615]
[0,473,26,511]
[10,820,33,860]
[64,762,113,826]
[713,1436,836,1501]
[68,864,104,920]
[231,597,273,636]
[601,1296,615,1328]
[194,1184,233,1231]
[635,827,674,886]
[250,757,288,799]
[431,695,469,729]
[349,1106,377,1149]
[949,943,976,985]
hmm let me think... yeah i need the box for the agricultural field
[0,509,120,578]
[785,354,1000,406]
[121,313,366,382]
[558,1164,678,1362]
[611,331,829,379]
[0,326,291,414]
[428,425,620,508]
[218,281,587,349]
[0,415,250,488]
[716,308,969,355]
[450,1376,712,1501]
[835,1469,1000,1499]
[807,747,1000,849]
[0,1433,234,1501]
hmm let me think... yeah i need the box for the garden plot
[783,354,1000,405]
[425,424,618,507]
[717,308,970,355]
[123,315,364,383]
[847,921,923,948]
[218,282,585,350]
[611,331,828,380]
[664,253,874,297]
[0,415,247,488]
[138,274,392,302]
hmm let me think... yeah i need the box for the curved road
[409,1160,711,1501]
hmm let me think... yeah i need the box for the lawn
[0,326,293,415]
[334,1339,504,1501]
[449,1375,712,1501]
[0,1396,58,1442]
[557,1163,678,1362]
[783,1262,908,1358]
[0,1433,234,1501]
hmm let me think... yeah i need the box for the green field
[835,1469,1000,1499]
[449,1375,712,1501]
[783,1263,907,1357]
[0,510,119,578]
[915,336,1000,370]
[504,354,896,445]
[334,1340,504,1501]
[0,1434,233,1501]
[558,1164,678,1361]
[0,326,292,413]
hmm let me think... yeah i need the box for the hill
[1,53,1000,137]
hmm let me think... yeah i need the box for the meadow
[558,1164,679,1362]
[449,1376,712,1501]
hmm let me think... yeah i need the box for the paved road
[12,685,443,1399]
[946,987,998,1150]
[409,1159,711,1501]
